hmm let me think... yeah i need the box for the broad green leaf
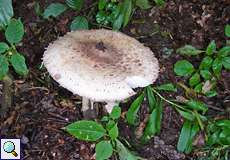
[116,139,142,160]
[66,0,84,10]
[186,100,208,113]
[189,73,200,87]
[207,131,220,146]
[146,86,156,111]
[185,122,200,153]
[0,42,9,53]
[113,14,123,30]
[199,56,213,70]
[70,16,88,31]
[200,70,212,80]
[0,55,9,80]
[205,90,217,97]
[154,0,165,6]
[43,3,67,19]
[176,45,203,56]
[225,24,230,37]
[5,19,24,44]
[122,0,132,27]
[126,93,145,125]
[222,56,230,70]
[110,105,121,120]
[176,109,195,121]
[65,120,106,141]
[10,53,28,76]
[206,40,216,55]
[219,128,230,145]
[106,120,115,130]
[142,100,163,142]
[136,0,151,9]
[96,141,113,160]
[0,0,14,27]
[177,120,192,152]
[216,120,230,128]
[194,83,203,93]
[156,83,177,92]
[212,58,222,77]
[98,0,107,10]
[218,46,230,57]
[108,123,119,139]
[174,60,195,76]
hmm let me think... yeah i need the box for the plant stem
[0,74,13,118]
[152,88,191,113]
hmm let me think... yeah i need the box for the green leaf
[199,56,213,70]
[205,90,217,97]
[216,120,230,128]
[189,73,200,87]
[194,83,203,93]
[207,131,220,146]
[43,3,67,19]
[65,120,106,141]
[156,83,177,92]
[0,55,9,80]
[218,46,230,57]
[110,105,121,120]
[0,0,14,27]
[222,56,230,70]
[10,53,28,76]
[136,0,151,9]
[96,141,113,160]
[126,93,145,125]
[219,128,230,145]
[98,0,107,10]
[65,0,84,10]
[5,19,24,44]
[116,139,141,160]
[206,40,216,55]
[200,70,212,80]
[186,100,208,113]
[70,16,88,31]
[113,14,123,30]
[154,0,165,6]
[142,100,163,142]
[225,24,230,37]
[0,42,9,53]
[212,58,222,77]
[34,2,43,16]
[101,116,109,122]
[108,123,119,139]
[106,120,115,130]
[185,122,200,153]
[176,109,195,121]
[146,86,156,111]
[176,45,203,56]
[177,120,192,152]
[122,0,132,27]
[174,60,195,76]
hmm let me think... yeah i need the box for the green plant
[174,29,230,97]
[0,0,28,116]
[198,119,230,160]
[39,0,88,31]
[125,84,208,153]
[96,0,165,30]
[64,105,145,160]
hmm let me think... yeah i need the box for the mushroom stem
[105,101,117,113]
[82,97,97,119]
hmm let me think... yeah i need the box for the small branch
[82,97,97,119]
[0,74,13,118]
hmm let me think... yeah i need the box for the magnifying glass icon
[3,141,18,157]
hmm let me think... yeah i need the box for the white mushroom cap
[43,29,159,102]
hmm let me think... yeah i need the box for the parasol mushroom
[43,29,159,118]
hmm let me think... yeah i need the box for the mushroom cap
[43,29,159,102]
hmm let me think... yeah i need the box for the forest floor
[0,0,230,160]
